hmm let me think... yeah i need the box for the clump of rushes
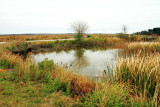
[0,52,22,69]
[127,42,160,53]
[116,53,160,106]
[0,52,54,82]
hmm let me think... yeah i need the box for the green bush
[38,59,54,71]
[0,59,10,69]
[5,42,29,52]
[42,79,70,96]
[5,46,16,51]
[86,35,91,38]
[142,36,157,41]
[117,33,129,39]
[129,34,139,41]
[19,42,28,50]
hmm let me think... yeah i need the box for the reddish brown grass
[52,67,95,97]
[0,34,73,42]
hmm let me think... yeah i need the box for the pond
[32,48,123,78]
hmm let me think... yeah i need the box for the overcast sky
[0,0,160,34]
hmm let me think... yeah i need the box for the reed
[127,42,160,53]
[1,39,159,106]
[116,52,160,106]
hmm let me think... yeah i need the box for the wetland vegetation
[0,33,160,107]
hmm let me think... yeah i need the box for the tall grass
[0,51,95,97]
[127,42,160,53]
[81,83,149,107]
[81,37,125,47]
[116,53,160,106]
[1,38,159,106]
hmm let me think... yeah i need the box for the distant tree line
[134,27,160,35]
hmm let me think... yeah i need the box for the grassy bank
[25,36,126,53]
[0,52,145,106]
[0,36,126,54]
[0,38,160,106]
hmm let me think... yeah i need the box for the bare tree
[122,25,127,34]
[71,21,88,41]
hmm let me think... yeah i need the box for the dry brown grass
[0,52,36,79]
[0,34,122,42]
[127,42,160,54]
[116,52,160,106]
[52,67,95,97]
[0,34,72,42]
[0,52,23,67]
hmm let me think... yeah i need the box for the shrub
[38,59,54,71]
[142,36,157,41]
[5,46,16,51]
[117,33,129,39]
[70,77,95,97]
[19,42,28,50]
[42,78,70,96]
[86,35,91,38]
[0,59,10,69]
[129,34,141,41]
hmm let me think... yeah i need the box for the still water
[32,48,121,78]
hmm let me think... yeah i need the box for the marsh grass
[0,52,52,82]
[116,52,160,106]
[127,42,160,54]
[0,38,159,106]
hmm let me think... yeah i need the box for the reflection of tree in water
[71,48,88,70]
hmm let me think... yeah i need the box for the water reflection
[71,48,88,70]
[32,48,121,78]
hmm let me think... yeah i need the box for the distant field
[0,34,73,42]
[0,34,118,42]
[0,34,159,42]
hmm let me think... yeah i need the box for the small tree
[71,21,88,42]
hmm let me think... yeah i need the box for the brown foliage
[70,77,95,97]
[0,34,72,42]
